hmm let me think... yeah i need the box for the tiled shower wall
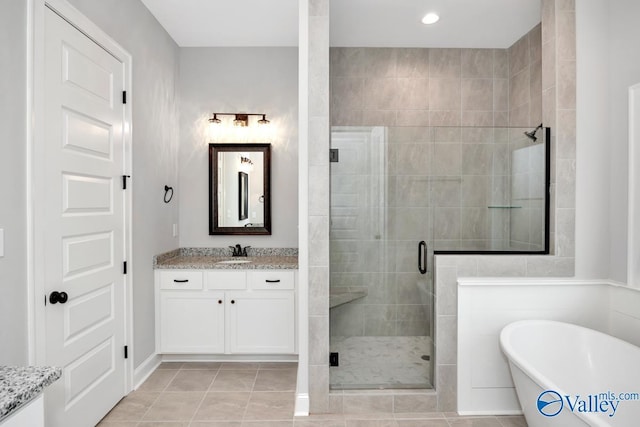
[508,24,547,250]
[328,31,545,337]
[509,24,543,127]
[330,47,512,128]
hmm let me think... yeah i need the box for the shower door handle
[418,241,427,274]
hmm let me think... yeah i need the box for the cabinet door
[227,291,295,354]
[160,292,225,353]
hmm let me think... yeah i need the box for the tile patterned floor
[97,362,528,427]
[330,336,432,389]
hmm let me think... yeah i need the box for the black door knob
[49,291,68,304]
[230,300,235,304]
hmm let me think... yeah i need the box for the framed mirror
[209,143,271,235]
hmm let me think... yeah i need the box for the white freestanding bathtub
[500,320,640,427]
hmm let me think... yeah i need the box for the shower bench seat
[330,287,368,309]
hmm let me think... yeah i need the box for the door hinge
[330,149,339,163]
[124,345,128,359]
[122,175,131,190]
[330,352,339,367]
[123,261,127,274]
[122,91,127,104]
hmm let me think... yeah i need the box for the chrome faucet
[229,244,251,257]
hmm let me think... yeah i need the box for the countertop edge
[154,255,298,270]
[0,367,62,421]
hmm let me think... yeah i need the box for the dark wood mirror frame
[209,143,271,235]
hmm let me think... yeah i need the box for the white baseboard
[160,354,298,362]
[458,410,523,416]
[294,393,309,416]
[133,353,161,390]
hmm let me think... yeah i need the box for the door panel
[63,109,113,159]
[64,338,115,406]
[64,283,114,342]
[43,7,126,426]
[62,42,114,103]
[62,173,113,214]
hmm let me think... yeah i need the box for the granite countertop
[0,366,62,420]
[154,248,298,270]
[156,255,298,270]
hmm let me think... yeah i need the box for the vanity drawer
[160,271,203,290]
[249,271,295,290]
[207,271,247,290]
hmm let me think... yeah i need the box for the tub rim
[500,320,576,397]
[500,319,639,427]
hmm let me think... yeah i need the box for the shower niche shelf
[330,287,367,309]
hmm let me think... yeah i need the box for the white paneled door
[42,6,127,426]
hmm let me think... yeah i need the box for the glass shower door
[329,126,434,390]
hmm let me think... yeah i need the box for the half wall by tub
[500,320,640,427]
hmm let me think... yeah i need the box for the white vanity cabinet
[155,269,296,355]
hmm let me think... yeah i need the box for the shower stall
[329,125,549,390]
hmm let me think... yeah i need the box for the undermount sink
[217,259,252,264]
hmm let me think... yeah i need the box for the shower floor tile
[330,336,432,389]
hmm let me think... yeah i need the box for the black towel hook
[164,185,174,203]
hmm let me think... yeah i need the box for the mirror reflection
[209,143,271,235]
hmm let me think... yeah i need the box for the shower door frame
[329,126,435,390]
[433,127,551,256]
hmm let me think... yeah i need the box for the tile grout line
[135,390,162,425]
[188,367,221,424]
[100,368,178,426]
[240,368,260,422]
[131,367,179,424]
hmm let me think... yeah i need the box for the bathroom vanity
[154,249,298,358]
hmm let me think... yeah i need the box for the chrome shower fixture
[524,123,543,142]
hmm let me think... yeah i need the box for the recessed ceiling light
[421,13,440,25]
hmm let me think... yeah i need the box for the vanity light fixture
[208,112,270,127]
[234,114,249,127]
[240,156,253,166]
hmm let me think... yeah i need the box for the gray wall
[66,0,181,367]
[607,0,640,282]
[571,0,640,281]
[178,47,299,249]
[574,0,640,282]
[575,0,610,279]
[0,0,29,365]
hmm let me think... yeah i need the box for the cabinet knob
[231,300,235,304]
[218,299,223,304]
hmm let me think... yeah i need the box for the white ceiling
[141,0,541,49]
[331,0,541,49]
[139,0,299,47]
